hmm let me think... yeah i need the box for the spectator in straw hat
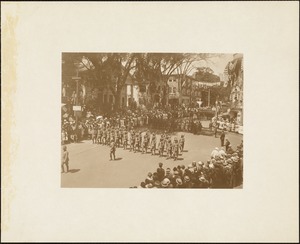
[211,147,219,158]
[161,178,170,188]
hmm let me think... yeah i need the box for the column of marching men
[90,121,185,161]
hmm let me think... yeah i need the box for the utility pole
[72,68,81,127]
[208,88,210,107]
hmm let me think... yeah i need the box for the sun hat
[146,183,153,188]
[176,178,183,185]
[199,176,206,182]
[184,176,190,182]
[161,178,170,187]
[198,161,204,165]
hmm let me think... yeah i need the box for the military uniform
[92,124,98,144]
[123,131,128,149]
[179,135,185,153]
[172,138,179,161]
[166,138,172,159]
[142,134,148,154]
[134,134,140,153]
[150,133,156,155]
[158,138,164,157]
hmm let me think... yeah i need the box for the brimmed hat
[146,183,153,188]
[199,176,206,182]
[176,178,183,185]
[209,163,214,169]
[232,157,239,162]
[198,161,204,165]
[161,178,170,187]
[184,176,190,182]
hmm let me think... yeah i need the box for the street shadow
[182,150,189,152]
[68,169,80,173]
[114,157,123,161]
[176,157,184,161]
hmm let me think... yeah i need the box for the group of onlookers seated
[131,140,243,189]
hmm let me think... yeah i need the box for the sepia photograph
[61,53,244,188]
[2,2,298,242]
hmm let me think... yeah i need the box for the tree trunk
[113,87,122,110]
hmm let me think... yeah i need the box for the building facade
[223,53,243,127]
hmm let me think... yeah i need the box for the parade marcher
[172,137,179,161]
[130,131,135,152]
[158,138,164,157]
[150,133,156,155]
[97,126,102,144]
[139,131,143,149]
[142,133,148,154]
[179,134,185,153]
[61,145,69,173]
[134,134,140,153]
[166,138,172,159]
[123,130,128,150]
[110,139,116,160]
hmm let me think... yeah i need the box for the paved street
[61,130,242,188]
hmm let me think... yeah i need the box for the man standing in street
[220,129,225,146]
[225,138,231,151]
[61,145,69,173]
[110,139,116,160]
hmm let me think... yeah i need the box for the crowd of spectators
[131,140,243,189]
